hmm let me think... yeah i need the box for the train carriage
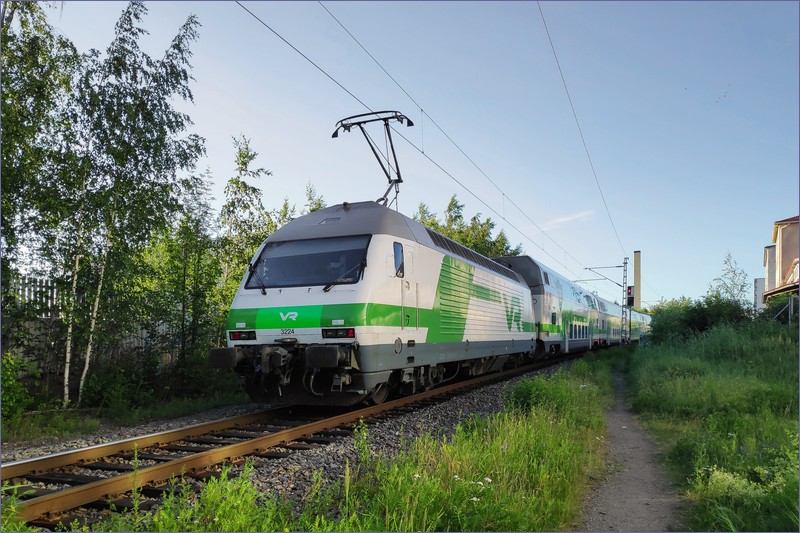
[495,255,651,356]
[494,255,598,357]
[595,298,624,346]
[629,310,652,341]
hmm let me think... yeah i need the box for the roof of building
[772,215,799,243]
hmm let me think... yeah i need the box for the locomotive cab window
[246,235,371,289]
[393,241,404,278]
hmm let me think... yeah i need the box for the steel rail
[12,361,552,522]
[2,409,289,479]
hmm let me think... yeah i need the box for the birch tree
[54,1,204,406]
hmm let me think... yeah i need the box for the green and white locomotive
[210,200,536,406]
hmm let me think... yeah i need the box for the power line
[234,2,624,302]
[536,1,627,257]
[316,2,615,289]
[318,1,423,112]
[235,1,372,112]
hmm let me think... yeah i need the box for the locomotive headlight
[322,328,356,339]
[229,330,256,341]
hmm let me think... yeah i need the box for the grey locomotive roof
[267,201,432,244]
[268,201,523,283]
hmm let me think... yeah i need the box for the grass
[1,390,249,444]
[107,390,251,426]
[0,484,38,533]
[1,410,103,443]
[626,321,799,532]
[8,349,626,532]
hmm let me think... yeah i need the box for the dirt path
[578,373,687,532]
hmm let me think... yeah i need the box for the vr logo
[280,311,298,321]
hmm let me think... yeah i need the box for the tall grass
[627,321,799,531]
[1,391,249,444]
[52,352,622,532]
[301,356,615,532]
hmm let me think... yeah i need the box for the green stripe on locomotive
[226,254,534,342]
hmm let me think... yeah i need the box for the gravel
[247,365,564,508]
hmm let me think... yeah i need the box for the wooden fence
[4,275,171,357]
[6,275,62,318]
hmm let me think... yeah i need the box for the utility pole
[634,250,641,309]
[622,257,629,342]
[582,259,631,342]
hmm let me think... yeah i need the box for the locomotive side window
[246,235,371,289]
[393,241,404,278]
[543,272,550,285]
[551,312,557,325]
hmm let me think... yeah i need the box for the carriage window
[246,235,371,289]
[551,312,557,325]
[393,242,404,278]
[543,272,550,285]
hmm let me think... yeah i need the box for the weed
[626,322,799,531]
[1,483,37,532]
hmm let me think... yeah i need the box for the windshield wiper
[248,263,268,295]
[323,259,367,293]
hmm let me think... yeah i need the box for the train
[209,200,651,406]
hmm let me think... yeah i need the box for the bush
[648,295,750,345]
[81,364,156,412]
[1,353,33,420]
[626,322,799,532]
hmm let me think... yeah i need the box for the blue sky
[44,1,798,307]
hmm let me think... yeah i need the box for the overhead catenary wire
[316,3,616,288]
[235,1,372,112]
[234,1,627,303]
[537,1,627,258]
[317,2,633,300]
[236,0,622,302]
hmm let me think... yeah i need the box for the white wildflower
[484,477,493,483]
[470,497,480,502]
[413,473,420,480]
[476,481,484,487]
[453,475,461,481]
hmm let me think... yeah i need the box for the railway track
[3,358,567,528]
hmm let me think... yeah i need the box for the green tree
[414,195,522,257]
[0,1,80,264]
[139,174,220,366]
[216,135,273,332]
[273,197,296,229]
[25,2,206,406]
[649,293,750,344]
[707,251,750,305]
[1,2,81,370]
[303,182,326,214]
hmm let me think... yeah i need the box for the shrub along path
[578,373,687,532]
